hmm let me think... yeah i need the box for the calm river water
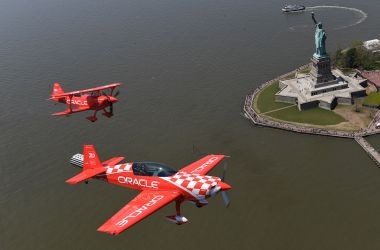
[2,0,380,249]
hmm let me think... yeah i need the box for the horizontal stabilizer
[66,168,106,184]
[102,157,125,167]
[70,154,125,168]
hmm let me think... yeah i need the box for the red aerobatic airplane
[67,145,232,235]
[49,83,121,122]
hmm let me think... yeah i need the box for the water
[2,0,380,249]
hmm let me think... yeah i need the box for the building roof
[277,69,365,105]
[363,39,380,51]
[360,70,380,87]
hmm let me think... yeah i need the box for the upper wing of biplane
[179,155,226,175]
[97,190,180,235]
[51,83,121,98]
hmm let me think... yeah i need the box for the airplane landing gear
[102,108,113,118]
[196,199,208,208]
[166,199,188,225]
[86,110,98,122]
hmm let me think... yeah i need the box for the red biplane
[49,83,121,122]
[67,145,232,235]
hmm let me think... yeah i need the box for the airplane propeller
[110,101,113,114]
[101,88,120,97]
[222,161,227,182]
[220,160,230,207]
[100,89,120,115]
[192,146,231,207]
[221,191,230,208]
[210,159,231,208]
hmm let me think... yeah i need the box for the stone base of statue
[275,57,366,110]
[310,55,335,86]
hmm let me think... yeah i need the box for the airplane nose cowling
[210,181,232,197]
[218,181,232,191]
[109,96,118,103]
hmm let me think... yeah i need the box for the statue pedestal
[310,56,335,86]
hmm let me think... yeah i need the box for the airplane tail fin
[83,145,102,170]
[66,145,105,184]
[52,83,64,97]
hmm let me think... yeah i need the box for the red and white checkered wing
[179,155,225,175]
[97,190,180,235]
[163,173,221,199]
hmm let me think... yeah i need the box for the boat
[282,4,306,13]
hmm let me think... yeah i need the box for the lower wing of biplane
[52,106,90,116]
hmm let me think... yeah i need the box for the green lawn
[267,106,346,125]
[363,92,380,107]
[255,81,346,126]
[283,73,296,80]
[374,61,380,69]
[256,82,292,113]
[298,67,311,74]
[341,68,356,74]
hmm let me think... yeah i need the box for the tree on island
[332,41,380,70]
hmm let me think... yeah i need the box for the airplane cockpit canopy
[132,162,177,177]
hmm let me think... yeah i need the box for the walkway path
[261,104,296,115]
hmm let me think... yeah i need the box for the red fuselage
[93,162,231,203]
[53,95,118,111]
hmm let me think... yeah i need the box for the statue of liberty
[311,12,327,59]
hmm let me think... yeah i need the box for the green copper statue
[311,12,327,59]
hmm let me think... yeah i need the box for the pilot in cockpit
[133,163,147,176]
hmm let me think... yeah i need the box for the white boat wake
[306,5,367,30]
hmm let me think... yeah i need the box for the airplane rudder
[83,144,102,170]
[52,82,64,96]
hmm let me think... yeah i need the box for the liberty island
[243,13,380,165]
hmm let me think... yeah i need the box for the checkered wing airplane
[67,145,232,235]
